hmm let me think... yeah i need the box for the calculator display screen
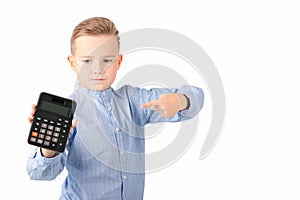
[40,101,70,117]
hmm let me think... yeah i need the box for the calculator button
[45,136,51,141]
[48,125,54,130]
[38,134,45,139]
[40,128,46,134]
[41,123,47,128]
[50,120,55,124]
[56,122,62,126]
[30,137,37,142]
[53,132,59,137]
[52,137,58,143]
[46,130,53,135]
[31,131,38,137]
[44,141,50,146]
[51,143,57,148]
[64,120,69,123]
[36,117,42,121]
[35,122,40,126]
[43,119,48,123]
[37,139,43,144]
[55,127,61,132]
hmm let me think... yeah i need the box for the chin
[94,84,110,91]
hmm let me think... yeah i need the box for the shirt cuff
[178,85,204,119]
[30,148,61,163]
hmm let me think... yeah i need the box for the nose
[92,60,106,74]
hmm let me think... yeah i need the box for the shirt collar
[75,84,113,99]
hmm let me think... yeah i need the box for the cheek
[75,64,91,75]
[106,66,118,78]
[75,66,91,81]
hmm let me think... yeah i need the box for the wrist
[40,148,57,158]
[176,94,189,111]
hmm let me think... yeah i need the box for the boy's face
[68,34,122,91]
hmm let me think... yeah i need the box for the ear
[68,55,77,71]
[117,54,123,70]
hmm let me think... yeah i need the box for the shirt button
[102,91,106,96]
[120,150,124,155]
[116,127,120,132]
[123,175,127,180]
[107,107,112,111]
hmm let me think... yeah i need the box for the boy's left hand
[140,93,188,118]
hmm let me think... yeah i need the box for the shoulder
[68,88,80,101]
[113,85,144,96]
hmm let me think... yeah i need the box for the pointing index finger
[140,99,159,109]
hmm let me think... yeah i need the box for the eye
[103,58,113,63]
[82,59,93,64]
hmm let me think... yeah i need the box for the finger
[140,102,154,109]
[28,116,33,123]
[28,104,36,123]
[157,110,166,116]
[71,118,77,128]
[140,100,159,109]
[30,104,36,114]
[151,104,164,112]
[30,109,36,116]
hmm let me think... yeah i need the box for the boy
[27,17,204,200]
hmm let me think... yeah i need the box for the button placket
[101,92,112,112]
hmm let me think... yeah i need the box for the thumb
[71,118,77,129]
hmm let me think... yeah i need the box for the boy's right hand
[28,104,77,158]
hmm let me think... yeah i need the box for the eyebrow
[78,56,93,58]
[78,54,117,58]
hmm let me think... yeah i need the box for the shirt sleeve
[128,85,204,125]
[26,148,66,180]
[177,85,204,120]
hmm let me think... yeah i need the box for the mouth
[90,78,105,81]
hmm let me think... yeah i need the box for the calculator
[28,92,76,152]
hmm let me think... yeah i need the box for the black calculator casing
[28,92,76,153]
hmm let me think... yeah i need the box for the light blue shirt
[27,84,204,200]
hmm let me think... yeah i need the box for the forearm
[136,85,204,123]
[26,148,66,180]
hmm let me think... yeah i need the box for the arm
[140,93,189,118]
[130,85,204,124]
[26,148,66,180]
[26,128,76,181]
[26,104,76,180]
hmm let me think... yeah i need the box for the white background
[1,0,299,199]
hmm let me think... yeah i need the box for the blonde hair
[70,17,119,54]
